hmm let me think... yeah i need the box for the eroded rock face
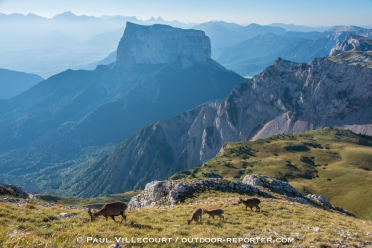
[330,35,372,56]
[242,174,302,198]
[128,175,354,217]
[0,183,28,198]
[116,22,211,67]
[128,178,270,210]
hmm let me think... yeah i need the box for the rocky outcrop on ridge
[242,174,302,198]
[328,35,372,68]
[330,34,372,56]
[242,175,351,215]
[128,175,355,217]
[0,182,41,200]
[128,178,271,210]
[0,182,29,198]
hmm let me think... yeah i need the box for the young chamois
[187,208,203,225]
[203,209,224,220]
[88,202,127,223]
[238,197,261,212]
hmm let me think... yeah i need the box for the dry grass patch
[1,191,371,247]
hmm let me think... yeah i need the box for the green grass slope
[170,128,372,220]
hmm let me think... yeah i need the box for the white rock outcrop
[128,175,354,217]
[242,174,302,197]
[330,34,372,56]
[128,178,270,210]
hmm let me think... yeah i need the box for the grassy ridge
[1,191,371,247]
[170,128,372,220]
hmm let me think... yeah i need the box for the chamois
[88,202,127,223]
[187,208,203,225]
[238,197,261,212]
[203,209,224,220]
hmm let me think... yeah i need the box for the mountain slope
[171,128,372,219]
[0,23,244,194]
[0,69,43,99]
[66,55,372,197]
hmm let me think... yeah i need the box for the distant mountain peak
[149,16,164,21]
[53,11,76,18]
[327,25,364,32]
[116,22,211,67]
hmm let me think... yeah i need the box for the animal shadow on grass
[245,210,269,217]
[205,220,224,227]
[127,221,155,230]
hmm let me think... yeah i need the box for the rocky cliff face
[117,22,211,67]
[330,34,372,56]
[328,35,372,68]
[78,56,372,196]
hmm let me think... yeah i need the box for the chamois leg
[249,206,253,212]
[110,216,116,222]
[120,212,126,223]
[255,205,261,212]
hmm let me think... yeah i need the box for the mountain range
[0,13,341,78]
[1,18,372,201]
[0,23,243,195]
[58,34,372,197]
[213,25,372,76]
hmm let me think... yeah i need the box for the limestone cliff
[330,34,372,56]
[116,22,211,67]
[328,35,372,68]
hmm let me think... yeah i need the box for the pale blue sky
[0,0,371,26]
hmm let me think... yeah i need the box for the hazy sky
[0,0,371,26]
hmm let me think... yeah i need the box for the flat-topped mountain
[117,22,211,66]
[0,23,244,194]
